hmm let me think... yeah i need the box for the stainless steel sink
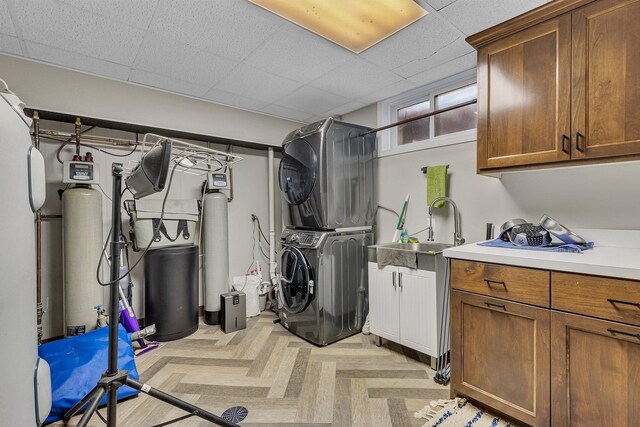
[368,241,453,271]
[377,242,453,254]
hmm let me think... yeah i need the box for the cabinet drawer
[552,272,640,327]
[451,260,550,307]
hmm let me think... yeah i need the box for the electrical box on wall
[63,161,99,184]
[206,172,230,191]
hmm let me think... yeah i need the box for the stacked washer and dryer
[277,118,376,346]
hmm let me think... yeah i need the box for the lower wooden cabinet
[451,290,551,426]
[551,311,640,427]
[368,263,439,356]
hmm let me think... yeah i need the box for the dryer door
[279,138,317,205]
[279,246,314,314]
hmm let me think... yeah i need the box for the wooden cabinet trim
[467,0,594,48]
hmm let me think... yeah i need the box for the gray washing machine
[277,228,372,346]
[279,118,376,230]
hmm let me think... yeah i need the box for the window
[377,71,477,156]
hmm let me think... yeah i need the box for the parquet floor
[57,311,449,426]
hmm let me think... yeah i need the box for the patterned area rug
[415,398,514,426]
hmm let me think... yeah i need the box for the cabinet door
[451,290,550,426]
[398,268,438,356]
[368,264,400,342]
[477,15,571,170]
[551,311,640,427]
[571,0,640,160]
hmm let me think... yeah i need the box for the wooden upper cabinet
[477,15,572,170]
[571,0,640,159]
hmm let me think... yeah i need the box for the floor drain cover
[221,406,248,423]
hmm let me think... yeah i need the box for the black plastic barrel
[144,245,199,341]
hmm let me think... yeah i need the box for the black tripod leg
[106,386,118,427]
[76,387,106,427]
[124,377,238,427]
[64,385,102,420]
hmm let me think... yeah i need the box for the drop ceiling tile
[309,58,403,100]
[0,0,16,36]
[392,37,474,78]
[275,86,350,116]
[322,100,368,118]
[0,34,22,55]
[133,32,238,87]
[407,52,476,86]
[439,0,548,36]
[24,41,131,80]
[243,25,354,84]
[358,79,419,105]
[129,69,210,97]
[149,0,283,62]
[359,13,459,71]
[55,0,159,29]
[422,0,458,11]
[9,0,144,65]
[260,103,312,122]
[213,63,301,104]
[202,87,270,111]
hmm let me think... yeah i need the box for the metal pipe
[74,117,82,156]
[359,98,478,136]
[227,146,234,202]
[33,112,44,345]
[268,148,278,292]
[40,130,139,147]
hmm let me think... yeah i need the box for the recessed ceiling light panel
[249,0,429,54]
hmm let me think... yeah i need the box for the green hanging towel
[427,165,448,209]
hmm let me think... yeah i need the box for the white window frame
[376,69,477,158]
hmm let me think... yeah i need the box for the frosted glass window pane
[397,99,430,145]
[435,84,477,136]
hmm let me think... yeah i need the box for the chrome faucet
[426,196,465,246]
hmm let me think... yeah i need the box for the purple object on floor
[479,238,594,253]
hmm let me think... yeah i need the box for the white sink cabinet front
[368,262,438,357]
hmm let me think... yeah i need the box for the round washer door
[279,246,313,313]
[279,138,317,205]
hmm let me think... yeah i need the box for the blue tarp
[38,324,140,424]
[479,238,594,253]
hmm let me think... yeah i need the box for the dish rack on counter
[126,133,243,176]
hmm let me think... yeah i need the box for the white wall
[0,54,299,146]
[343,106,640,246]
[38,123,282,339]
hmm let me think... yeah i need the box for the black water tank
[144,245,199,341]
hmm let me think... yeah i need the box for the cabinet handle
[560,134,570,153]
[575,132,584,152]
[607,298,640,308]
[392,271,396,288]
[484,279,506,288]
[607,328,640,340]
[484,301,506,310]
[399,272,403,290]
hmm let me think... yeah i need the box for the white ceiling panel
[0,0,17,36]
[310,58,404,100]
[439,0,548,36]
[260,103,313,122]
[134,32,238,87]
[8,0,144,65]
[25,41,131,80]
[149,0,283,62]
[423,0,458,11]
[56,0,159,30]
[129,69,209,97]
[359,13,459,71]
[407,51,476,86]
[243,24,354,84]
[392,37,474,78]
[0,34,21,55]
[275,86,350,116]
[202,87,270,111]
[0,0,548,122]
[214,63,301,104]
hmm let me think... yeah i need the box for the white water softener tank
[62,185,104,336]
[203,191,229,325]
